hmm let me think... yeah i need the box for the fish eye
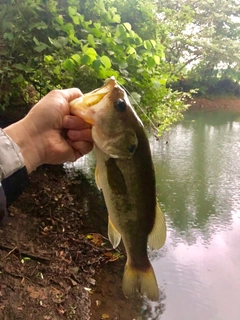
[114,98,126,112]
[128,144,137,153]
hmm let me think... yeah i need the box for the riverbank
[0,166,141,319]
[189,97,240,111]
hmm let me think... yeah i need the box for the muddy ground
[0,166,142,320]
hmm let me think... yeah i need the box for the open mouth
[70,77,117,124]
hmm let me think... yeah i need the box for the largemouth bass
[70,77,166,301]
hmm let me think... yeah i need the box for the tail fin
[122,262,159,301]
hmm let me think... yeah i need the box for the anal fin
[148,202,166,250]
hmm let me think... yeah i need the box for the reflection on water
[150,110,240,320]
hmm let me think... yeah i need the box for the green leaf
[3,32,13,40]
[92,59,102,71]
[71,53,81,65]
[29,21,47,30]
[48,37,68,48]
[147,56,156,68]
[55,15,64,25]
[72,15,80,25]
[150,40,156,48]
[44,55,54,63]
[91,28,102,37]
[100,56,111,68]
[129,92,141,105]
[81,54,92,65]
[84,47,97,56]
[117,25,126,35]
[126,46,136,55]
[13,64,27,71]
[34,43,49,52]
[123,22,132,31]
[111,13,121,23]
[153,55,160,65]
[99,69,119,79]
[114,38,123,44]
[68,6,77,16]
[87,34,95,47]
[33,37,40,46]
[53,65,61,75]
[119,62,128,69]
[63,23,74,33]
[94,23,101,29]
[11,74,24,84]
[48,37,62,49]
[69,34,80,44]
[143,40,152,50]
[62,59,75,72]
[134,37,142,45]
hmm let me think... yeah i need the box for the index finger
[60,88,83,102]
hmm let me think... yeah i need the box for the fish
[70,77,166,301]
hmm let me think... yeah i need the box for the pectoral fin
[108,217,121,249]
[147,202,166,250]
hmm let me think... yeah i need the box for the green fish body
[70,78,166,301]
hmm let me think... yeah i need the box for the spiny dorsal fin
[148,202,166,250]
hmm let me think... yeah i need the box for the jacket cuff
[0,128,25,180]
[0,128,29,208]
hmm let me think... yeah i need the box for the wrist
[3,119,44,174]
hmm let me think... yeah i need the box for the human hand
[4,89,93,173]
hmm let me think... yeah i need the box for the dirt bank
[189,97,240,111]
[0,166,141,320]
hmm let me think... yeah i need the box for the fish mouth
[70,77,117,124]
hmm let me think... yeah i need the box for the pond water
[149,110,240,320]
[67,110,240,319]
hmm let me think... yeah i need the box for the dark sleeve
[0,167,29,224]
[2,166,29,207]
[0,184,7,224]
[0,128,30,224]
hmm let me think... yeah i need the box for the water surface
[149,110,240,320]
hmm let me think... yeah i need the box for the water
[67,110,240,319]
[149,110,240,320]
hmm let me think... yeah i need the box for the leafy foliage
[0,0,188,133]
[156,0,240,94]
[2,0,239,130]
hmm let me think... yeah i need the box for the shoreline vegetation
[188,97,240,111]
